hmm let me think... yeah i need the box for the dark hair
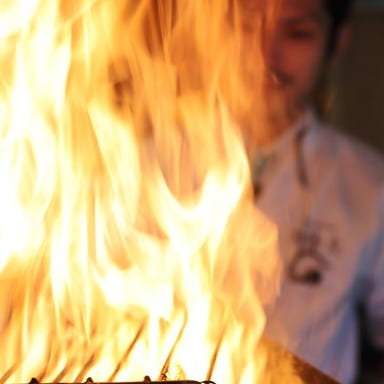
[323,0,355,53]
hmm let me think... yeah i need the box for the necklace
[251,119,310,202]
[251,152,276,198]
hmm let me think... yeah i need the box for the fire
[0,0,281,382]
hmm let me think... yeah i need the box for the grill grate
[28,379,216,384]
[1,315,222,384]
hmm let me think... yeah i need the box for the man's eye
[286,28,316,40]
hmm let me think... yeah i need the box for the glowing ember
[0,0,280,382]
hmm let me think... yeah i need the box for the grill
[0,303,340,384]
[2,341,340,384]
[20,355,340,384]
[28,379,214,384]
[263,339,340,384]
[0,315,222,384]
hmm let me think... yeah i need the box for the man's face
[236,0,331,145]
[239,0,333,140]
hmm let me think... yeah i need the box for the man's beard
[237,81,301,150]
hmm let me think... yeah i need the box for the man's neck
[244,107,305,157]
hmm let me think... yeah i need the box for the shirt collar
[255,107,317,158]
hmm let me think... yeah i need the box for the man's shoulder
[310,121,384,186]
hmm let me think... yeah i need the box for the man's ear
[331,23,352,64]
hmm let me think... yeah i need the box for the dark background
[324,3,384,381]
[331,0,384,155]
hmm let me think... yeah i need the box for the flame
[0,0,282,382]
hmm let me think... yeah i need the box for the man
[243,0,384,383]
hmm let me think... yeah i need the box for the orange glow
[0,1,281,382]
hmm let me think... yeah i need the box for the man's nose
[262,27,282,71]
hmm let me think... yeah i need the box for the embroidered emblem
[287,220,340,285]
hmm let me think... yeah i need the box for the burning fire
[0,0,282,382]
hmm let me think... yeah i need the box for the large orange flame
[0,1,281,382]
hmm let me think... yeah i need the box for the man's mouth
[264,69,293,89]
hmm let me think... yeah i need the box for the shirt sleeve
[365,189,384,349]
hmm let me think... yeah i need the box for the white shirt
[257,110,384,384]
